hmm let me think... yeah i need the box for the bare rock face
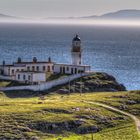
[28,120,99,134]
[31,136,40,140]
[77,126,99,134]
[127,100,137,105]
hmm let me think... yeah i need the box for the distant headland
[1,9,140,21]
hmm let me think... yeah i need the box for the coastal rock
[28,120,99,134]
[77,126,99,134]
[56,72,126,93]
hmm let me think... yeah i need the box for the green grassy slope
[0,90,140,140]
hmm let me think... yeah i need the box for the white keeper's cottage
[0,35,91,84]
[16,71,46,84]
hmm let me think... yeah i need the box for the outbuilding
[15,71,46,84]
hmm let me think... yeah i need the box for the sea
[0,22,140,90]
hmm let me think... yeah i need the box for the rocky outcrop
[57,72,126,93]
[28,120,99,134]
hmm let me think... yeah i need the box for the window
[12,69,14,74]
[18,74,20,80]
[43,66,46,71]
[71,68,74,74]
[32,66,35,71]
[28,75,31,80]
[75,68,77,74]
[23,75,26,80]
[48,66,50,72]
[27,66,30,71]
[63,67,65,74]
[17,69,19,72]
[36,66,39,71]
[67,67,69,71]
[21,69,24,71]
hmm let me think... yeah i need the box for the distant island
[80,9,140,20]
[46,9,140,21]
[1,9,140,21]
[0,14,18,19]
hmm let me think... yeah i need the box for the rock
[28,119,85,133]
[77,126,99,134]
[31,136,40,140]
[57,89,69,94]
[112,95,127,98]
[72,107,80,112]
[55,72,126,94]
[17,126,32,132]
[42,108,72,114]
[119,104,128,110]
[111,116,125,120]
[127,100,137,105]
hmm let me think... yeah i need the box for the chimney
[33,57,37,63]
[17,57,22,63]
[48,57,51,63]
[2,60,5,66]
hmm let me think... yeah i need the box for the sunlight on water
[0,23,140,90]
[1,19,140,27]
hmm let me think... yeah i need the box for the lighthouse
[71,35,82,65]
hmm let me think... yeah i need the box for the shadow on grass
[3,90,42,98]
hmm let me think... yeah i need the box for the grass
[0,90,140,139]
[46,73,70,81]
[52,123,138,140]
[79,91,140,118]
[0,79,29,87]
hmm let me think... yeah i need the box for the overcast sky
[0,0,140,18]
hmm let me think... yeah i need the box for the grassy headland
[0,73,139,139]
[0,90,140,140]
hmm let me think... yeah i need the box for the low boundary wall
[0,73,91,92]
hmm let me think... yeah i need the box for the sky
[0,0,140,18]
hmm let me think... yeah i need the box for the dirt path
[84,101,140,134]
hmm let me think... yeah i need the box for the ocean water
[0,23,140,90]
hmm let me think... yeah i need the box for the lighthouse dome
[73,35,81,41]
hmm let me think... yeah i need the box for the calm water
[0,23,140,90]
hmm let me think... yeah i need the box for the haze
[0,0,140,18]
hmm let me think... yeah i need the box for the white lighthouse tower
[71,35,82,65]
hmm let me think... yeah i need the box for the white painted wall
[71,52,81,65]
[24,63,54,72]
[0,73,91,92]
[1,62,54,77]
[2,66,26,76]
[15,72,46,83]
[32,73,46,83]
